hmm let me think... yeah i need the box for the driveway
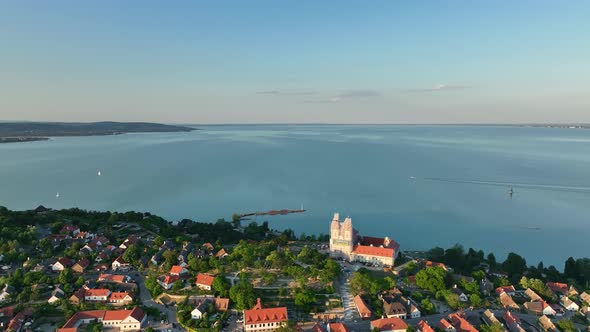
[135,272,184,331]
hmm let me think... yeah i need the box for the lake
[1,125,589,267]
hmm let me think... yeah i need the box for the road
[135,272,184,332]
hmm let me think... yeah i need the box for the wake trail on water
[423,177,590,194]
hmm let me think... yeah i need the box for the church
[329,213,400,266]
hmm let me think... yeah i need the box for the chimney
[254,297,262,310]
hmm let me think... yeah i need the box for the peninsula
[0,121,195,143]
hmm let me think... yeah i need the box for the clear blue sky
[1,1,589,123]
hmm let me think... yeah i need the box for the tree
[502,253,526,276]
[229,280,256,310]
[58,268,73,285]
[293,287,316,310]
[556,319,576,332]
[480,322,504,332]
[123,244,141,266]
[469,294,482,307]
[212,276,230,297]
[472,270,486,281]
[487,253,497,268]
[420,298,436,314]
[416,267,447,292]
[564,257,578,279]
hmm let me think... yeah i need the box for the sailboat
[56,192,60,198]
[508,187,514,197]
[97,170,101,176]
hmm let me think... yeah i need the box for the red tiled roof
[328,323,349,332]
[546,282,568,294]
[425,261,448,271]
[449,313,479,332]
[108,292,133,301]
[244,306,288,325]
[103,307,143,321]
[417,320,435,332]
[496,285,516,296]
[0,305,14,317]
[371,317,408,331]
[170,265,185,275]
[215,297,230,311]
[98,274,125,283]
[196,273,215,286]
[76,258,90,268]
[353,295,372,318]
[57,257,74,267]
[438,318,453,330]
[503,311,521,326]
[163,274,180,285]
[310,323,327,332]
[202,242,214,250]
[353,244,394,258]
[85,288,110,297]
[215,248,228,258]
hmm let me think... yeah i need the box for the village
[0,207,589,332]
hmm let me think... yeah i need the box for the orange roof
[417,320,435,332]
[85,289,110,297]
[215,248,228,258]
[438,318,453,330]
[103,307,144,321]
[371,317,408,331]
[98,274,125,283]
[353,244,394,258]
[215,297,230,311]
[61,310,106,328]
[163,274,180,285]
[496,285,516,296]
[425,261,448,271]
[170,265,185,275]
[0,306,14,317]
[503,311,521,326]
[328,323,349,332]
[108,292,133,301]
[353,295,372,318]
[449,313,479,332]
[196,273,215,286]
[244,306,288,325]
[546,282,568,293]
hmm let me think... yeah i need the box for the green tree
[58,268,74,285]
[502,253,527,277]
[472,270,486,281]
[293,287,317,310]
[416,267,447,292]
[556,319,576,332]
[420,298,436,314]
[480,322,504,332]
[469,294,483,307]
[229,280,256,310]
[122,244,141,266]
[212,276,230,297]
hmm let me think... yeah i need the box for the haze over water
[1,125,589,267]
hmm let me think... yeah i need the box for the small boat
[410,176,416,180]
[508,187,514,197]
[97,171,101,176]
[56,192,60,198]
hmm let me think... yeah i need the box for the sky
[0,1,589,124]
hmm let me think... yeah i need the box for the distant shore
[0,121,196,144]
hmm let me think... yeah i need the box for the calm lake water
[1,125,589,267]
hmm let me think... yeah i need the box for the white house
[191,299,212,319]
[560,297,580,312]
[84,289,111,301]
[107,292,134,305]
[52,257,74,271]
[48,287,65,304]
[195,273,215,291]
[111,255,130,271]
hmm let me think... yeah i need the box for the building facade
[329,213,399,266]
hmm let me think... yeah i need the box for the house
[371,317,408,332]
[202,242,214,251]
[353,295,372,319]
[580,292,590,305]
[57,307,146,332]
[438,319,456,332]
[482,309,501,326]
[243,298,288,332]
[451,286,469,302]
[416,320,434,332]
[48,287,65,304]
[170,265,188,276]
[157,274,180,290]
[524,300,556,316]
[195,273,215,291]
[560,296,579,311]
[111,255,130,271]
[6,308,33,332]
[98,273,128,284]
[525,288,542,302]
[108,292,134,305]
[567,285,578,297]
[546,282,568,296]
[580,306,590,321]
[328,323,349,332]
[85,288,111,301]
[425,261,448,271]
[538,315,557,331]
[215,248,229,259]
[448,313,478,332]
[52,257,74,271]
[0,285,15,302]
[549,304,564,317]
[496,286,516,297]
[383,301,407,319]
[61,225,80,236]
[94,263,109,272]
[72,258,90,273]
[119,235,138,250]
[309,323,327,332]
[499,292,519,310]
[503,311,525,332]
[191,299,213,319]
[408,302,421,319]
[215,297,230,311]
[69,288,87,304]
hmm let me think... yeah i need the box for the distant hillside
[0,121,195,139]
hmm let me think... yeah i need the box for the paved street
[135,272,184,332]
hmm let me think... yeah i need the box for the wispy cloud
[304,89,381,103]
[257,90,316,96]
[406,84,471,93]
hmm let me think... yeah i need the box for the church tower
[329,213,354,260]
